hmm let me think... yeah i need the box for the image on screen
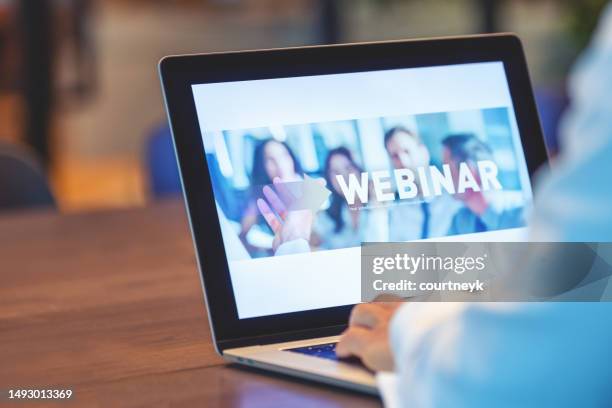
[191,62,533,318]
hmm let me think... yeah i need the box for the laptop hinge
[217,324,347,352]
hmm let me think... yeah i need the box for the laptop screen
[191,61,533,319]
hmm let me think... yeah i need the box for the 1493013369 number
[5,389,73,400]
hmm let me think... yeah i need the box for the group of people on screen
[235,127,525,257]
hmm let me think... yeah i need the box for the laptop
[159,34,548,394]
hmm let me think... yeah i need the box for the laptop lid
[159,34,548,352]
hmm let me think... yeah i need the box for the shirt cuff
[390,302,467,366]
[390,303,425,364]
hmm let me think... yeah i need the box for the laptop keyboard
[287,342,340,361]
[286,342,365,368]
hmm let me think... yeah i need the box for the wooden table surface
[0,200,381,407]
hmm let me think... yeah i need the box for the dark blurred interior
[0,0,607,211]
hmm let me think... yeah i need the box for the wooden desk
[0,201,381,407]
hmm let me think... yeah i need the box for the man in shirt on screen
[442,133,526,235]
[384,127,460,240]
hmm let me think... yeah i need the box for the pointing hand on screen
[256,177,316,252]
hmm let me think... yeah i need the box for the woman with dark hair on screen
[240,138,303,254]
[313,147,387,250]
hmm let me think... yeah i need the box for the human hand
[256,177,314,252]
[336,300,403,371]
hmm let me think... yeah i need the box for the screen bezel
[159,34,548,351]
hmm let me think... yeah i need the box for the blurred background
[0,0,607,212]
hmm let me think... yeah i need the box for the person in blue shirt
[443,133,526,235]
[336,3,612,407]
